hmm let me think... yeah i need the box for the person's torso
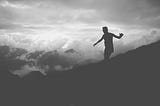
[103,33,113,46]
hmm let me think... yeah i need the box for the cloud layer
[0,0,160,76]
[0,0,160,53]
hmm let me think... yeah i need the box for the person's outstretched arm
[93,35,104,46]
[112,33,124,39]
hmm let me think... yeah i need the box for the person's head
[102,26,108,33]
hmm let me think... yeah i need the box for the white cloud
[0,0,30,9]
[12,65,48,77]
[54,65,73,71]
[0,0,160,73]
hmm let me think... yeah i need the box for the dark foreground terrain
[0,41,160,106]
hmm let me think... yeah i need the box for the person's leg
[107,51,112,60]
[104,48,112,61]
[104,48,109,60]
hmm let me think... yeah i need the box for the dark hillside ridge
[0,41,160,106]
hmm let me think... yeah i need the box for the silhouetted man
[93,26,124,60]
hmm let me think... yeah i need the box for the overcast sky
[0,0,160,54]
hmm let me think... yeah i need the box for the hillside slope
[1,41,160,106]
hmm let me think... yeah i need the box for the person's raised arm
[93,35,104,47]
[112,33,124,39]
